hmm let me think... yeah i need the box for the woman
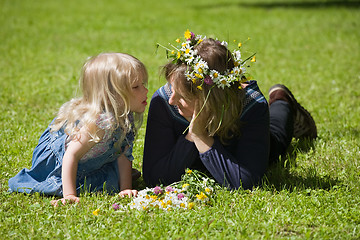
[143,31,317,190]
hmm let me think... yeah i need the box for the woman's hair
[51,53,148,142]
[164,38,245,144]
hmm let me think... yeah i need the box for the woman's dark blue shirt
[143,80,270,190]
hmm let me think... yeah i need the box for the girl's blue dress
[8,116,134,197]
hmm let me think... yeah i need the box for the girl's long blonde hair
[164,39,245,144]
[50,53,148,142]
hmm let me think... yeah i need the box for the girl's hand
[51,195,80,207]
[119,189,138,198]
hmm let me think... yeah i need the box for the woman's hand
[119,189,138,198]
[185,100,205,137]
[51,194,80,207]
[186,100,214,153]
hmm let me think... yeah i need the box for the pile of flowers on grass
[113,169,219,211]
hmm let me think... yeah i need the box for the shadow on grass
[238,0,360,9]
[263,138,340,192]
[133,176,147,190]
[132,139,341,193]
[194,0,360,9]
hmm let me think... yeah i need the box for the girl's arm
[52,124,104,206]
[117,154,137,197]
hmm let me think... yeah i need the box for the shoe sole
[269,84,317,139]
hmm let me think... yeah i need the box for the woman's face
[168,76,194,119]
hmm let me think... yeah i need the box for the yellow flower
[197,85,203,90]
[195,73,203,79]
[167,200,172,205]
[205,187,211,193]
[238,42,242,48]
[92,209,100,216]
[177,51,181,59]
[196,192,208,201]
[187,170,192,174]
[180,203,186,208]
[185,48,190,54]
[213,72,218,78]
[251,56,256,62]
[184,29,191,39]
[171,50,175,55]
[188,202,195,209]
[197,39,203,44]
[182,183,190,189]
[176,38,181,43]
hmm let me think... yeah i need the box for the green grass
[1,0,359,239]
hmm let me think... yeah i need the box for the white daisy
[216,75,231,89]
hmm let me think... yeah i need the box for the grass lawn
[1,0,359,239]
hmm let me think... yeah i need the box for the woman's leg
[268,84,317,163]
[269,100,294,163]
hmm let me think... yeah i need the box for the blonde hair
[51,53,148,142]
[164,39,245,144]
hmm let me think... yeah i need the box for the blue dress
[8,116,134,197]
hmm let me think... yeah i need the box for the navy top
[142,80,270,190]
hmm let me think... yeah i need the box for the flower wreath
[157,29,256,90]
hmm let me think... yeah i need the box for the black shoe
[269,84,317,139]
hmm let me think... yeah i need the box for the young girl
[8,53,148,205]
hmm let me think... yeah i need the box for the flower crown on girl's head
[157,29,256,90]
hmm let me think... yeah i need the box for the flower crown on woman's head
[157,29,256,90]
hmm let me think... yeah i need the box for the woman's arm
[143,95,199,186]
[190,101,270,190]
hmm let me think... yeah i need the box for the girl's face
[168,76,195,119]
[129,79,148,113]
